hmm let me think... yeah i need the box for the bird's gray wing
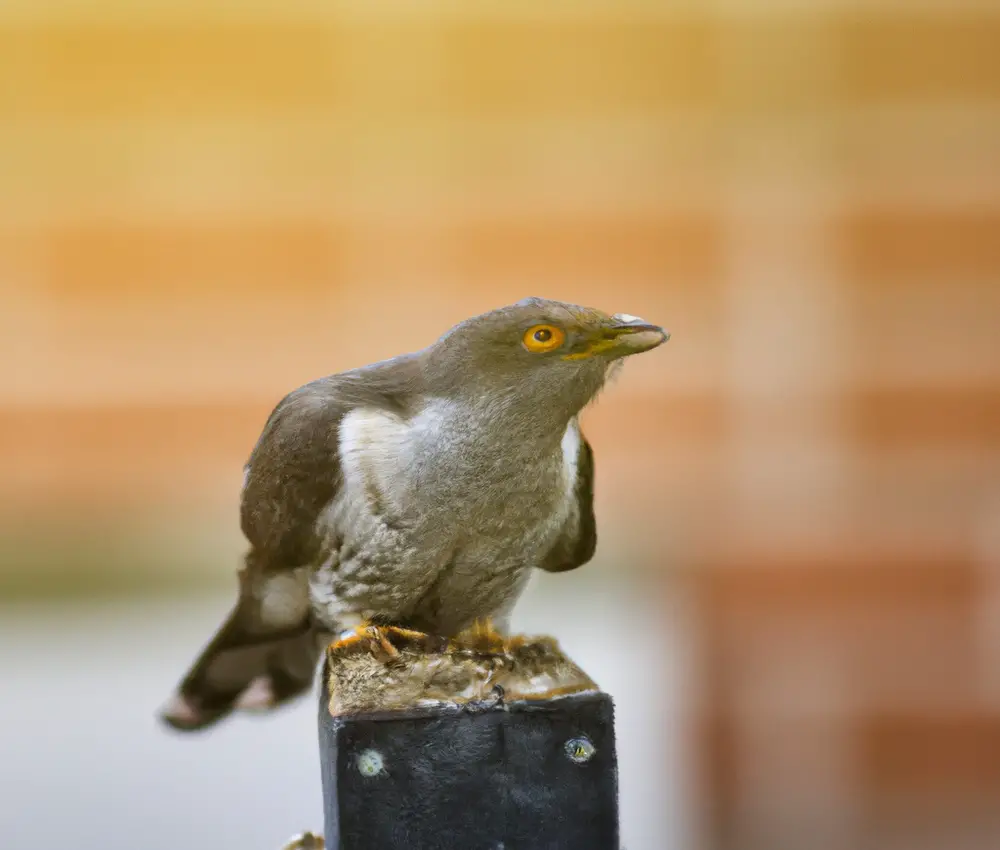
[537,431,597,573]
[160,359,422,731]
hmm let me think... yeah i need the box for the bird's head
[423,297,669,427]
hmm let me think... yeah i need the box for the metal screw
[564,736,596,764]
[356,748,385,777]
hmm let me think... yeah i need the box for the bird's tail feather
[159,592,328,732]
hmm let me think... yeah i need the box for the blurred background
[0,1,997,848]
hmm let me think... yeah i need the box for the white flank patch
[258,569,309,627]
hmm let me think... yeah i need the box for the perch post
[305,625,620,850]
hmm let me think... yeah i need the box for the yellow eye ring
[522,324,566,353]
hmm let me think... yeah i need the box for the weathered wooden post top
[283,623,619,850]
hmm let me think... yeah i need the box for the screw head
[356,748,385,777]
[564,736,596,764]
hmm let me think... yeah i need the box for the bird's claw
[328,623,442,661]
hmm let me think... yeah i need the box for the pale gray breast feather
[334,403,581,536]
[257,568,311,628]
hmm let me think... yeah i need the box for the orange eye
[522,324,566,353]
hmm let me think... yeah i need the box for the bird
[159,297,668,731]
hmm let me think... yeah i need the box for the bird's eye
[522,324,565,353]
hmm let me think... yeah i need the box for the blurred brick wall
[0,1,728,537]
[0,1,998,846]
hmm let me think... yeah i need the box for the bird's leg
[327,622,393,658]
[366,624,401,660]
[456,619,508,654]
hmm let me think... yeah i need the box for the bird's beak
[563,314,669,361]
[604,317,670,356]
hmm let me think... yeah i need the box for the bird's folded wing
[161,360,422,731]
[537,431,597,573]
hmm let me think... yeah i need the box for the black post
[314,626,620,850]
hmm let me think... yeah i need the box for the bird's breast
[309,403,577,633]
[338,401,575,529]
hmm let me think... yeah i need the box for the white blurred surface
[0,570,691,850]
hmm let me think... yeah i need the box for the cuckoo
[160,298,668,731]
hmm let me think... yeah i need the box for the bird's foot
[279,832,323,850]
[328,623,446,662]
[327,619,525,664]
